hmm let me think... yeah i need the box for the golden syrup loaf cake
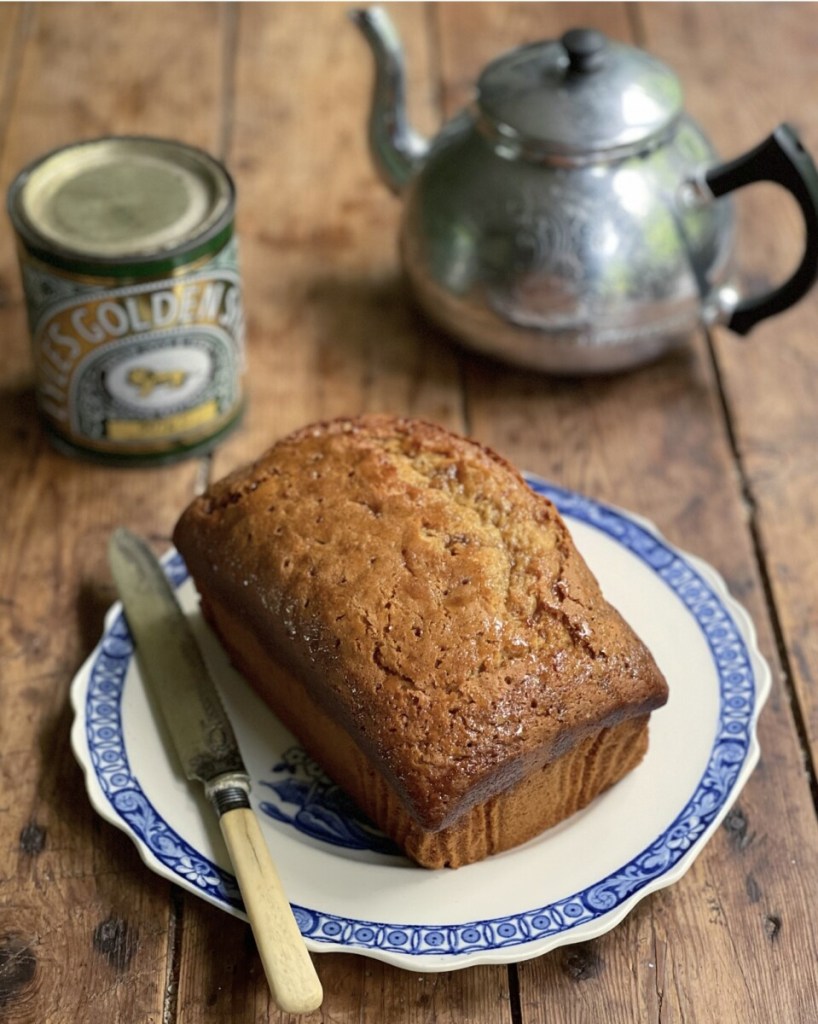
[173,415,668,868]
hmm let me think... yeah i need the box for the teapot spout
[350,6,429,195]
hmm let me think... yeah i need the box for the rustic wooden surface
[2,3,818,1021]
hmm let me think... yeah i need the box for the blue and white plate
[70,477,771,971]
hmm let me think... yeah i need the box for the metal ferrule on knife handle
[206,772,252,815]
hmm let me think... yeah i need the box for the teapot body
[400,111,735,373]
[352,10,818,374]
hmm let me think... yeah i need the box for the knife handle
[219,806,324,1015]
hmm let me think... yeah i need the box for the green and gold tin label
[22,236,245,458]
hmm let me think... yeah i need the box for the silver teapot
[352,8,818,374]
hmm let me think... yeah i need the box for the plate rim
[70,476,771,970]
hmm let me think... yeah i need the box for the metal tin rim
[7,135,236,275]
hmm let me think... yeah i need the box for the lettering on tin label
[219,285,245,337]
[30,270,244,441]
[97,301,131,338]
[124,296,151,332]
[44,321,81,373]
[151,290,178,329]
[197,281,226,321]
[71,307,106,344]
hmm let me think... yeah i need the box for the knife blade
[108,527,323,1016]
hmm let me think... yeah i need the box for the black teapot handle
[703,123,818,335]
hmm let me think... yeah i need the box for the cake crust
[173,415,668,858]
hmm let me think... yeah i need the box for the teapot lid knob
[561,28,608,73]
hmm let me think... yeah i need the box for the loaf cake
[173,415,668,868]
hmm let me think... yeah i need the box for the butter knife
[108,527,323,1016]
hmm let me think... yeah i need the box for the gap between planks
[703,324,818,817]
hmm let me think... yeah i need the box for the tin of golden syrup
[7,136,245,464]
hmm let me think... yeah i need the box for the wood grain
[431,3,818,1022]
[0,4,231,1022]
[175,5,514,1020]
[209,1,464,481]
[3,4,818,1022]
[641,3,818,774]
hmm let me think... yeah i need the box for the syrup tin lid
[7,136,235,275]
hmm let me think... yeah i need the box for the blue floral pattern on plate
[258,747,402,856]
[75,477,769,963]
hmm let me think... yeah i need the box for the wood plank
[432,2,818,1021]
[210,0,464,486]
[176,4,514,1020]
[0,4,233,1021]
[631,5,818,1016]
[181,898,515,1024]
[4,3,807,1020]
[0,3,24,138]
[641,3,818,769]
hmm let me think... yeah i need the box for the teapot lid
[476,28,683,161]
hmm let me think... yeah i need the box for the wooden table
[3,3,818,1021]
